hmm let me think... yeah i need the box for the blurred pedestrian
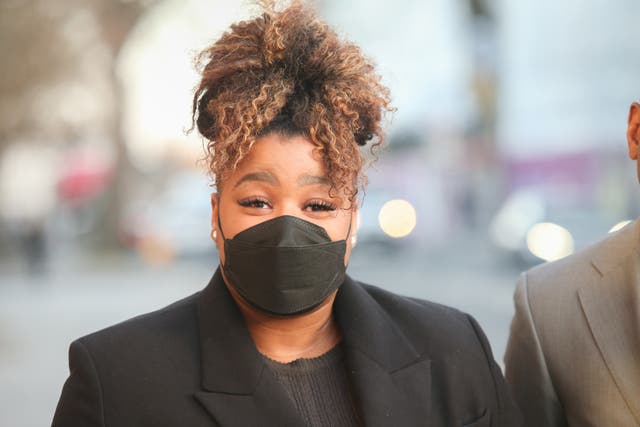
[0,142,57,275]
[504,101,640,426]
[52,2,521,426]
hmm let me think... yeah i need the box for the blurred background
[1,0,639,425]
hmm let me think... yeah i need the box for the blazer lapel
[193,269,304,426]
[193,270,432,426]
[335,277,431,426]
[578,220,640,424]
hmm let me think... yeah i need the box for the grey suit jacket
[504,219,640,426]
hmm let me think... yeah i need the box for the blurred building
[496,0,640,159]
[489,0,640,264]
[2,0,639,263]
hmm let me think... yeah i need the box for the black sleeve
[467,314,523,427]
[51,339,105,427]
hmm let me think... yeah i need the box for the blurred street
[0,234,521,427]
[2,0,639,426]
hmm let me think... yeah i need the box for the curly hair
[191,0,392,202]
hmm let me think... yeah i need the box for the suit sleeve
[504,273,567,427]
[51,339,105,427]
[466,315,523,427]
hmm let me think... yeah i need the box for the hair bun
[191,0,392,201]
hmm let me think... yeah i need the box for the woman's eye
[238,198,271,209]
[305,200,337,212]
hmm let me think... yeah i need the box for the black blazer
[52,270,522,426]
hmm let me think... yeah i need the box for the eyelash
[305,200,337,212]
[238,197,271,209]
[237,197,337,212]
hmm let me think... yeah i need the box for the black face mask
[218,214,350,315]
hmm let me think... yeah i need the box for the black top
[264,345,360,426]
[52,269,522,426]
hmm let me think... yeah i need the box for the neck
[224,280,341,363]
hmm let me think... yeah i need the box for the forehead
[230,133,326,181]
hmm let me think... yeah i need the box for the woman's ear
[627,102,640,160]
[350,201,359,247]
[210,192,219,234]
[352,202,360,232]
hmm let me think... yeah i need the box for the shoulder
[76,291,201,358]
[56,290,208,425]
[359,281,471,324]
[523,219,638,299]
[354,281,489,359]
[347,279,521,423]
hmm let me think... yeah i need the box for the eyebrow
[234,171,279,188]
[297,174,330,187]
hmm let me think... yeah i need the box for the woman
[52,2,521,426]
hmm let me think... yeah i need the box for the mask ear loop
[344,210,354,241]
[217,215,226,240]
[216,195,227,240]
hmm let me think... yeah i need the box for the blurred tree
[0,0,156,247]
[0,0,75,145]
[91,0,157,248]
[469,0,493,18]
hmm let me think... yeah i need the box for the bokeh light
[609,219,632,233]
[526,222,575,262]
[378,199,417,238]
